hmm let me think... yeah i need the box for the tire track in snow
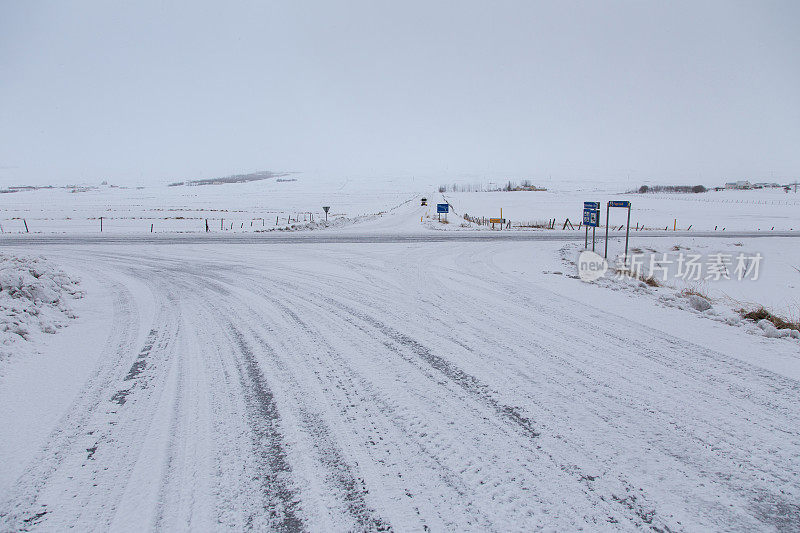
[212,286,396,531]
[240,304,439,531]
[202,268,494,529]
[86,255,406,529]
[245,270,542,441]
[226,326,305,532]
[266,275,541,441]
[296,412,394,533]
[72,281,183,528]
[238,272,620,529]
[168,281,282,531]
[88,260,304,530]
[152,263,402,531]
[238,288,502,530]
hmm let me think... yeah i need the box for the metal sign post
[322,206,330,221]
[604,200,632,260]
[625,204,631,260]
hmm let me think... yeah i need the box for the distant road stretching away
[1,230,798,246]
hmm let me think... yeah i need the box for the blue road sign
[437,203,449,213]
[583,208,599,227]
[608,200,631,208]
[583,202,600,210]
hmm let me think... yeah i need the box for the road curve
[0,242,798,531]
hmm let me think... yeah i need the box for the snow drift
[0,254,82,359]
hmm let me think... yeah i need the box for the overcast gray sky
[1,0,798,186]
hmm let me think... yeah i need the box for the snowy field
[2,178,799,235]
[0,181,799,531]
[0,177,421,235]
[446,187,800,232]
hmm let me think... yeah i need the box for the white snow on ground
[0,177,421,235]
[567,236,800,341]
[445,188,800,232]
[0,254,82,362]
[0,183,799,531]
[2,178,799,234]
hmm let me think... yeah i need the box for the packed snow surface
[0,237,798,531]
[0,180,799,531]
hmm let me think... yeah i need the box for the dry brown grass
[740,307,799,331]
[611,267,661,287]
[680,285,710,301]
[639,274,661,287]
[640,275,660,287]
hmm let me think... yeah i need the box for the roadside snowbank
[557,238,800,343]
[0,254,82,359]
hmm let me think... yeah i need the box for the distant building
[725,181,752,190]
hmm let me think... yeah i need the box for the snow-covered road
[1,242,798,531]
[0,230,797,246]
